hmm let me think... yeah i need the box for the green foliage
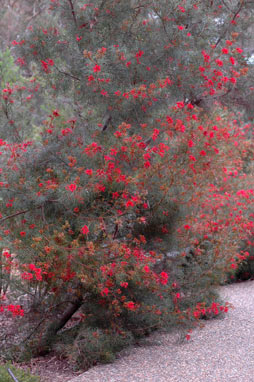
[234,257,254,281]
[57,326,134,370]
[227,252,254,283]
[0,0,253,371]
[0,49,19,87]
[0,364,39,382]
[49,255,224,369]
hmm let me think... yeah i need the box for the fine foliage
[0,364,39,382]
[0,0,254,370]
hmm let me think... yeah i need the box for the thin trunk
[36,297,83,356]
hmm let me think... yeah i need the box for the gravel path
[68,280,254,382]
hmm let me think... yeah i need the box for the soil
[19,355,81,382]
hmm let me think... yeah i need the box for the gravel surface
[67,280,254,382]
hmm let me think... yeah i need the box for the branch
[37,295,85,355]
[0,209,31,223]
[54,64,81,81]
[21,299,81,345]
[215,0,244,48]
[0,205,43,223]
[48,150,70,167]
[67,0,78,28]
[7,368,19,382]
[221,0,232,11]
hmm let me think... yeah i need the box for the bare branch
[215,0,244,48]
[0,206,42,223]
[0,209,31,223]
[54,64,81,81]
[67,0,78,28]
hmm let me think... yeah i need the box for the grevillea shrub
[0,0,254,367]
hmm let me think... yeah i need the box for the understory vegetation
[0,0,254,373]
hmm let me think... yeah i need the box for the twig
[0,209,31,223]
[0,205,47,223]
[21,299,78,345]
[48,150,70,167]
[67,0,78,28]
[215,0,244,48]
[7,368,19,382]
[54,65,81,81]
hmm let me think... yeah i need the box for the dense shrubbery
[0,0,254,370]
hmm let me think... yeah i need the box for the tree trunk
[36,296,83,356]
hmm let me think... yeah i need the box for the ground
[0,306,82,382]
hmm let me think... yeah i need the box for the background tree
[0,0,253,369]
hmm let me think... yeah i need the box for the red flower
[230,57,235,65]
[160,271,168,285]
[222,48,229,54]
[52,109,60,117]
[85,169,93,176]
[62,128,72,136]
[215,59,223,67]
[112,192,119,199]
[101,287,109,296]
[202,50,210,62]
[81,225,89,235]
[126,200,134,208]
[126,301,135,310]
[2,250,11,258]
[178,5,185,12]
[176,101,184,109]
[47,59,54,66]
[16,57,25,66]
[20,231,26,236]
[29,264,36,271]
[230,77,236,84]
[66,183,77,192]
[35,272,42,281]
[41,60,49,72]
[21,272,33,280]
[93,64,101,72]
[88,75,95,82]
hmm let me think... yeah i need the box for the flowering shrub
[0,0,254,367]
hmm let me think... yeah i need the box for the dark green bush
[222,243,254,284]
[228,255,254,283]
[59,327,134,370]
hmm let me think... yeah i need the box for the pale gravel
[68,280,254,382]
